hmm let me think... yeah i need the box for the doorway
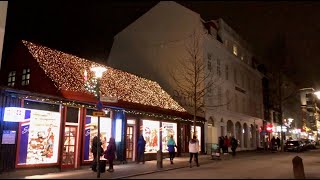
[61,126,77,168]
[126,126,134,160]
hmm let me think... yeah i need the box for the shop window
[21,68,30,86]
[8,71,16,87]
[162,122,177,152]
[142,120,160,153]
[191,126,201,151]
[66,107,79,123]
[17,109,61,166]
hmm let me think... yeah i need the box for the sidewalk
[0,151,255,179]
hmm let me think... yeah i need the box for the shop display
[17,109,61,165]
[143,120,160,153]
[162,122,177,152]
[84,116,111,161]
[191,126,201,151]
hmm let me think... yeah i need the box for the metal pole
[96,79,101,178]
[157,122,163,169]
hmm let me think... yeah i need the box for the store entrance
[61,125,77,168]
[180,124,190,153]
[126,126,134,160]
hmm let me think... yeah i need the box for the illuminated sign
[115,119,122,142]
[3,107,30,122]
[266,124,273,132]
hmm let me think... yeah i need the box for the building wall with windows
[108,1,264,151]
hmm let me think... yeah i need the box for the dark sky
[4,1,320,89]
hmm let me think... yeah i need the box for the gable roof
[22,40,186,113]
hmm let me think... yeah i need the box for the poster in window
[83,116,111,161]
[161,122,177,152]
[191,126,201,151]
[17,109,61,165]
[142,120,160,153]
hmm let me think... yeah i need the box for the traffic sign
[93,111,105,117]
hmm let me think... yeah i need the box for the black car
[284,140,305,152]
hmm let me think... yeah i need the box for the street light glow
[90,66,107,78]
[314,91,320,99]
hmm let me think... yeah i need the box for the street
[2,149,320,179]
[126,150,320,179]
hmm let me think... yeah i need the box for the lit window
[226,90,230,110]
[21,68,30,86]
[233,45,238,56]
[8,71,16,87]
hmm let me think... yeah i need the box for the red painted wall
[0,41,60,96]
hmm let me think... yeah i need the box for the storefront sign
[100,96,118,103]
[2,130,16,144]
[92,111,105,117]
[3,107,31,122]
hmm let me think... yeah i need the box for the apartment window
[242,97,245,113]
[225,65,229,80]
[234,68,237,84]
[217,58,221,77]
[226,90,230,110]
[21,68,30,86]
[233,45,238,56]
[8,71,16,87]
[218,87,222,105]
[241,73,244,87]
[207,53,212,72]
[207,86,212,97]
[235,94,238,112]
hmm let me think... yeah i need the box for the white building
[0,1,8,69]
[108,1,264,151]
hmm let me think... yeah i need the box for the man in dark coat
[137,135,146,164]
[276,137,281,151]
[231,136,238,156]
[91,135,103,172]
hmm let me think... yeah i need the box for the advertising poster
[162,122,177,152]
[17,109,61,165]
[2,130,16,144]
[84,116,111,161]
[143,120,160,153]
[191,125,201,151]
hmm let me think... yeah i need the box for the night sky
[3,1,320,89]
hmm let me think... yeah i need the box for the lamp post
[86,66,107,178]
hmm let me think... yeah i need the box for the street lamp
[86,66,107,178]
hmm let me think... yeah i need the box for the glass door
[62,126,77,168]
[126,126,134,160]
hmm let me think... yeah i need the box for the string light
[22,40,186,113]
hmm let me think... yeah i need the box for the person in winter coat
[224,136,230,154]
[189,135,200,168]
[271,136,276,151]
[91,135,103,172]
[276,137,281,151]
[137,135,146,164]
[231,136,238,156]
[104,137,116,172]
[219,136,224,154]
[167,135,177,164]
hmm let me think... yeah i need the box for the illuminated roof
[22,40,186,112]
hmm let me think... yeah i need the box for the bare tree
[169,30,227,136]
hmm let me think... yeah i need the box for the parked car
[284,140,306,152]
[301,139,316,149]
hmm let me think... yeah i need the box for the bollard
[157,150,163,169]
[292,156,305,179]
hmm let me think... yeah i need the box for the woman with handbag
[104,137,116,172]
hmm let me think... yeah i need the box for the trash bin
[99,160,107,173]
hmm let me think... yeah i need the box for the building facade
[0,1,8,69]
[108,1,264,152]
[0,40,204,172]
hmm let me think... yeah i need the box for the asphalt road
[125,149,320,179]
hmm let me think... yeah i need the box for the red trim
[81,107,87,165]
[61,125,78,169]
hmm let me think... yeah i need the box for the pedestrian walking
[104,137,116,172]
[91,135,103,172]
[137,135,146,164]
[219,136,224,154]
[224,136,230,154]
[271,136,276,151]
[189,135,200,168]
[231,136,238,157]
[167,135,177,164]
[276,137,281,151]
